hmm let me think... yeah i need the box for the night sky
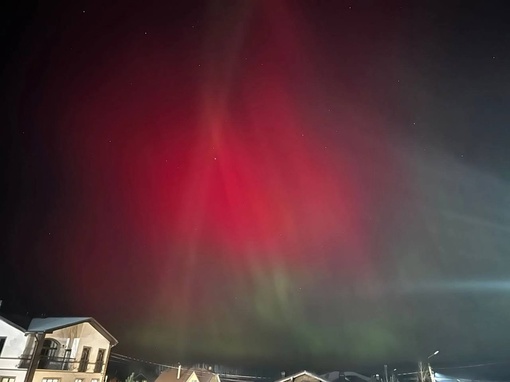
[2,0,510,374]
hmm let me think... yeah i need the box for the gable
[0,315,28,333]
[277,371,328,382]
[187,372,200,382]
[29,317,117,345]
[0,318,28,358]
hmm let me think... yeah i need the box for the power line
[110,353,174,368]
[436,360,510,371]
[397,360,510,378]
[109,353,271,380]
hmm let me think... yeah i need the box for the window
[94,349,105,373]
[0,337,6,355]
[2,377,16,382]
[91,379,99,382]
[41,340,59,358]
[38,339,60,369]
[42,379,60,382]
[75,379,84,382]
[78,347,91,372]
[63,349,72,370]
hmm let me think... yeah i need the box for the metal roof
[11,316,120,345]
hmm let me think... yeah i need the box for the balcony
[39,356,74,370]
[18,356,75,371]
[17,356,103,373]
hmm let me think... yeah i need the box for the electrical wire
[109,352,271,380]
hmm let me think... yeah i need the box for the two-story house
[0,314,117,382]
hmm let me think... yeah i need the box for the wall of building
[31,322,112,382]
[0,319,29,382]
[33,369,104,382]
[289,374,322,382]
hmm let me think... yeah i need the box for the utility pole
[418,362,425,382]
[427,350,439,382]
[24,332,46,382]
[384,365,388,382]
[428,363,436,382]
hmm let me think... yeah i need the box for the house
[106,356,165,382]
[321,371,374,382]
[275,371,329,382]
[192,369,220,382]
[155,366,220,382]
[0,314,118,382]
[154,367,199,382]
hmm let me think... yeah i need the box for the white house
[0,314,117,382]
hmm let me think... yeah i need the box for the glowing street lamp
[428,350,439,359]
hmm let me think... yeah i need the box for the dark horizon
[2,0,510,374]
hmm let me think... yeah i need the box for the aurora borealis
[2,0,510,373]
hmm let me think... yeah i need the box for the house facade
[0,315,117,382]
[155,366,222,382]
[0,316,29,382]
[275,371,329,382]
[155,367,200,382]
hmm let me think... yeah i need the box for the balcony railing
[39,356,74,370]
[17,356,104,373]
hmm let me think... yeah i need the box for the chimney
[177,365,181,380]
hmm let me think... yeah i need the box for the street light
[428,350,439,359]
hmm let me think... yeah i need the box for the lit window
[2,377,16,382]
[42,378,60,382]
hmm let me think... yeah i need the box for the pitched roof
[28,317,91,331]
[0,313,31,331]
[156,368,197,382]
[27,316,118,345]
[194,369,220,382]
[275,371,329,382]
[321,372,371,382]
